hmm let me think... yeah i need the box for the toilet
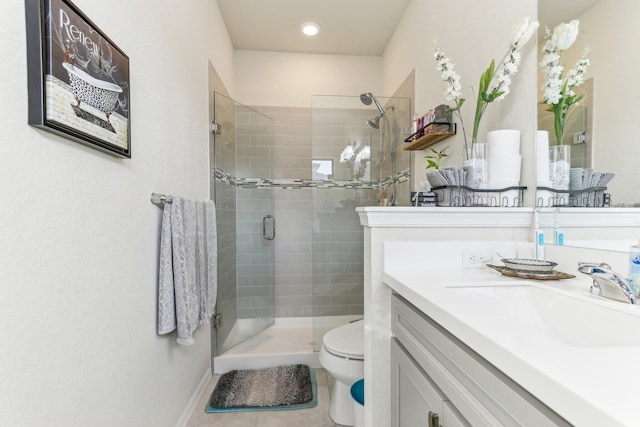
[319,320,364,426]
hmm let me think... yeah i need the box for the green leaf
[479,60,495,94]
[424,146,449,169]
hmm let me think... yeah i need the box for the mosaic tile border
[380,170,411,189]
[213,168,236,185]
[213,167,410,191]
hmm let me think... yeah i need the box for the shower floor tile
[186,368,337,427]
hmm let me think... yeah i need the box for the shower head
[366,105,395,129]
[367,114,382,129]
[360,93,373,105]
[360,92,385,115]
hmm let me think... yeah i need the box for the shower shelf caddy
[403,122,456,150]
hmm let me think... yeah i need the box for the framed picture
[25,0,131,158]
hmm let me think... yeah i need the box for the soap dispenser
[628,240,640,285]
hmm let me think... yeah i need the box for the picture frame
[25,0,131,158]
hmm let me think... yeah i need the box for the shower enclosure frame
[210,92,411,367]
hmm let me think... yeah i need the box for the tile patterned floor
[187,368,338,427]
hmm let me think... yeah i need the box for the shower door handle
[263,215,275,240]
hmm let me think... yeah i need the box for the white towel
[158,196,217,345]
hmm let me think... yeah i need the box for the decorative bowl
[501,258,558,273]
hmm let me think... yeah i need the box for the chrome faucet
[577,262,640,304]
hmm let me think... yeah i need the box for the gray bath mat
[206,364,317,413]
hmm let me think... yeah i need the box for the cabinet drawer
[391,293,570,426]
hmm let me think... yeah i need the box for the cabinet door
[391,338,445,427]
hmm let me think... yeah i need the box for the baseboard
[175,368,212,427]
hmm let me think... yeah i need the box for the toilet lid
[323,320,364,360]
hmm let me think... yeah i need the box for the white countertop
[384,268,640,427]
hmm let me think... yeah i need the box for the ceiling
[216,0,601,56]
[216,0,411,56]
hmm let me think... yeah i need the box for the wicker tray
[486,264,576,280]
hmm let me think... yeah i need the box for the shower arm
[371,96,385,115]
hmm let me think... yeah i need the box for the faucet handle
[577,262,612,275]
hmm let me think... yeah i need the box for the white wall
[383,0,538,199]
[234,50,382,107]
[0,0,234,426]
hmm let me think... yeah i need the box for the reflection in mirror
[537,207,640,252]
[537,0,640,252]
[538,79,592,167]
[537,0,640,207]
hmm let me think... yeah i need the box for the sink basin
[446,284,640,348]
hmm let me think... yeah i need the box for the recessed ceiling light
[301,22,319,37]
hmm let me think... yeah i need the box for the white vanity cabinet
[391,293,571,427]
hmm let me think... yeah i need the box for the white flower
[433,17,538,159]
[354,146,370,163]
[489,47,522,100]
[339,145,354,162]
[552,20,579,51]
[544,88,561,104]
[497,74,512,85]
[542,52,560,65]
[433,40,463,104]
[510,17,539,48]
[540,20,590,145]
[541,30,590,106]
[504,60,518,75]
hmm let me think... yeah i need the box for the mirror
[538,0,640,207]
[536,0,640,251]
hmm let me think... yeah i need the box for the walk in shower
[211,92,410,372]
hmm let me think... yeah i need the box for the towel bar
[151,193,173,205]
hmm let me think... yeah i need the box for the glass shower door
[213,92,275,355]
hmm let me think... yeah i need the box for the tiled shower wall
[238,105,380,318]
[238,106,410,317]
[230,73,415,319]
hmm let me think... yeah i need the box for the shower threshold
[214,317,319,374]
[214,315,361,374]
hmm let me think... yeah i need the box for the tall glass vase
[463,143,488,188]
[463,143,488,206]
[549,144,570,206]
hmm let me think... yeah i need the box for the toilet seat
[322,320,364,360]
